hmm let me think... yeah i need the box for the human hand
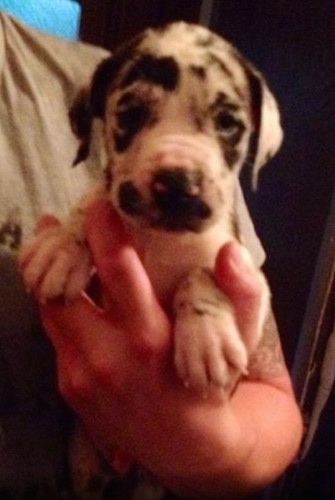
[39,200,302,498]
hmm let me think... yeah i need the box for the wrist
[149,403,257,499]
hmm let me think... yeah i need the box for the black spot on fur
[69,88,92,139]
[118,181,143,215]
[223,145,241,167]
[114,130,133,153]
[189,64,206,79]
[114,92,152,152]
[207,52,234,80]
[193,306,206,316]
[121,54,180,91]
[90,33,144,118]
[0,220,22,250]
[69,88,94,165]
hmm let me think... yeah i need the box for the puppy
[20,21,282,396]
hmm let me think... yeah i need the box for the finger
[52,331,92,409]
[42,294,137,398]
[19,215,60,269]
[41,295,116,363]
[37,249,73,300]
[20,229,66,291]
[215,241,269,351]
[65,251,93,300]
[85,199,170,342]
[40,298,97,407]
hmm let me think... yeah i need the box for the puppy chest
[130,226,231,306]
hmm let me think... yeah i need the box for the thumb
[215,241,269,351]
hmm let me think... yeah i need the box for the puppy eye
[214,112,241,136]
[116,104,149,131]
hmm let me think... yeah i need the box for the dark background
[80,0,335,370]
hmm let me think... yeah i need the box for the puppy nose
[151,168,211,227]
[152,168,200,197]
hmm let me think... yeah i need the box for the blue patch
[0,0,81,39]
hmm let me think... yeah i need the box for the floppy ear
[246,66,283,188]
[69,87,93,165]
[69,56,118,165]
[90,56,123,118]
[90,33,144,117]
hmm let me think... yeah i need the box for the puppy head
[73,22,282,232]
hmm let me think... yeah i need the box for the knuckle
[58,370,91,404]
[130,318,170,361]
[190,375,207,394]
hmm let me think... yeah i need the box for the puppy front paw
[174,301,248,395]
[19,225,92,302]
[173,268,250,395]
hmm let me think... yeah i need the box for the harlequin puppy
[20,21,282,395]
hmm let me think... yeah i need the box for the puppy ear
[246,66,283,189]
[70,36,143,165]
[69,87,93,165]
[90,33,144,117]
[69,56,117,165]
[90,56,120,118]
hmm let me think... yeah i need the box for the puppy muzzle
[118,167,212,231]
[115,134,224,232]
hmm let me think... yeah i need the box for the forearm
[155,382,302,500]
[155,380,301,500]
[230,380,302,494]
[217,312,303,498]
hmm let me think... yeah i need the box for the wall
[211,0,335,366]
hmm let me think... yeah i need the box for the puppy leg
[19,183,106,302]
[173,265,268,396]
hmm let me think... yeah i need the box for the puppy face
[78,23,283,233]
